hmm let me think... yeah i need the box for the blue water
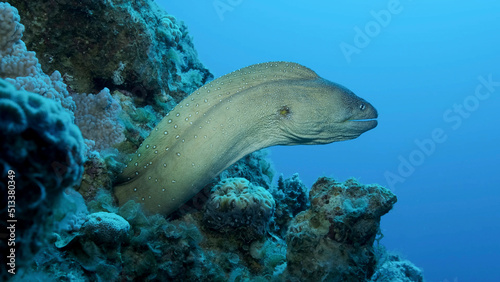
[162,1,500,281]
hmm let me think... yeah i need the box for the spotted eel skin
[114,62,378,215]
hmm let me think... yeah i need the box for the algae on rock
[9,0,213,103]
[286,177,398,281]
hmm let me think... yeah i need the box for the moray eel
[114,62,378,215]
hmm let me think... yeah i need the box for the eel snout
[345,100,378,133]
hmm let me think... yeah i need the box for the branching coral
[270,173,309,236]
[218,149,275,189]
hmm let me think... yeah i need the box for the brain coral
[0,78,84,277]
[204,178,275,240]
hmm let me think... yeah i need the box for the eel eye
[278,105,291,118]
[359,104,366,111]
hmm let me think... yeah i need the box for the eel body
[114,62,378,215]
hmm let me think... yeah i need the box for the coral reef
[0,2,127,153]
[13,175,422,281]
[0,3,75,114]
[9,0,213,103]
[71,88,125,151]
[203,178,276,241]
[28,195,226,281]
[118,212,223,281]
[0,1,424,281]
[174,149,276,218]
[370,253,424,282]
[218,150,276,190]
[249,236,287,275]
[80,212,130,245]
[0,78,84,279]
[270,173,309,236]
[285,177,398,281]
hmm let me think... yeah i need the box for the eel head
[276,77,378,145]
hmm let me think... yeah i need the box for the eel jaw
[345,119,378,132]
[344,105,378,133]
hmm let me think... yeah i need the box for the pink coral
[72,88,125,151]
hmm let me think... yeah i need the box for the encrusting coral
[370,253,424,282]
[81,212,130,245]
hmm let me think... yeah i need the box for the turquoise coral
[370,253,424,282]
[270,173,309,236]
[0,78,84,192]
[0,78,84,279]
[81,212,130,245]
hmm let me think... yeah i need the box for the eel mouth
[346,119,378,131]
[346,101,378,132]
[345,106,378,132]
